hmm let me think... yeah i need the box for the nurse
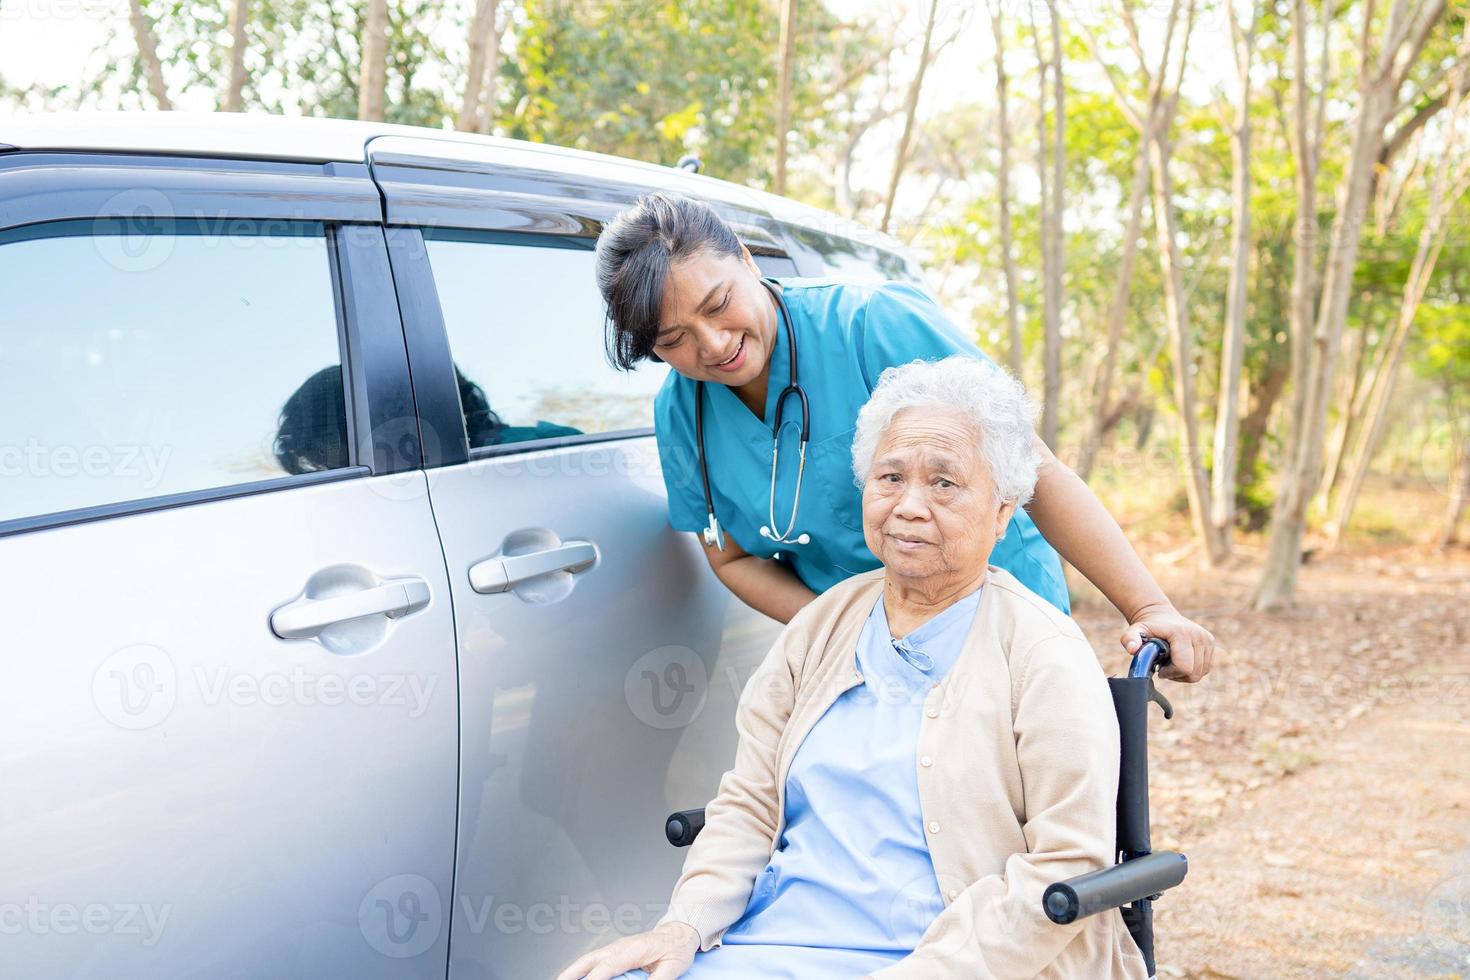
[594,193,1213,681]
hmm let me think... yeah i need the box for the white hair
[850,355,1041,507]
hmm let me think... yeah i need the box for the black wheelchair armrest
[666,808,706,848]
[1042,851,1188,924]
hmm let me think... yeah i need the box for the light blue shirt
[653,277,1069,613]
[619,586,984,979]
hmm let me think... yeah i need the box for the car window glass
[423,231,669,450]
[0,219,347,525]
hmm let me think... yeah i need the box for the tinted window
[0,219,347,525]
[789,225,923,285]
[423,231,670,450]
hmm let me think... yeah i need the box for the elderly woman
[558,356,1148,980]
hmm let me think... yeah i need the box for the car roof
[2,111,908,258]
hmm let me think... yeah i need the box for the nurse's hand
[1121,602,1215,683]
[555,920,700,980]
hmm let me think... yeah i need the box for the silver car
[0,111,923,979]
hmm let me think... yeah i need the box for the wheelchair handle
[1128,637,1171,679]
[1043,850,1188,924]
[665,808,705,848]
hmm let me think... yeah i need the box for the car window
[423,230,670,451]
[0,219,348,525]
[788,225,923,285]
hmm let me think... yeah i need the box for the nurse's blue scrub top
[653,277,1069,613]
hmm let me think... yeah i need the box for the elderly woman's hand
[1121,602,1215,682]
[554,921,699,980]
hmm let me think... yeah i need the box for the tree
[457,0,506,132]
[1327,19,1470,544]
[357,0,388,120]
[1026,0,1064,446]
[1078,0,1222,564]
[774,0,799,195]
[1208,0,1262,557]
[224,0,249,111]
[988,0,1023,377]
[880,0,941,233]
[128,0,173,110]
[505,0,854,186]
[1254,0,1452,608]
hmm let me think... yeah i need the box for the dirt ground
[1068,508,1470,978]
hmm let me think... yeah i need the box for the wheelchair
[664,638,1188,979]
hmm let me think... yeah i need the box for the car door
[0,153,458,978]
[375,185,793,976]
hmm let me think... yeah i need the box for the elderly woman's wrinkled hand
[554,921,699,980]
[1121,602,1216,683]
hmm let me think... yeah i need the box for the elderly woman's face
[654,246,776,387]
[862,407,1017,586]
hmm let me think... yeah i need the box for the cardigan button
[927,820,940,834]
[925,706,939,718]
[948,888,959,900]
[920,755,933,767]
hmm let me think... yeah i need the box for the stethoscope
[696,278,810,552]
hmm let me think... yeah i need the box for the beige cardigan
[657,565,1150,979]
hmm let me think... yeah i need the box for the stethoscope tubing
[696,278,810,551]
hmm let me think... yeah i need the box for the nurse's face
[861,407,1017,590]
[654,245,777,387]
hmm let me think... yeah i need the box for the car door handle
[469,542,598,594]
[270,579,431,639]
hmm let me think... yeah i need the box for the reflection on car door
[0,207,458,978]
[386,226,786,979]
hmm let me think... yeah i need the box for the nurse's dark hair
[596,192,744,371]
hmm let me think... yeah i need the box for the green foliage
[84,0,453,123]
[502,0,856,185]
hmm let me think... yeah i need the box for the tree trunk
[1251,0,1334,609]
[1077,143,1150,480]
[127,0,173,110]
[477,17,504,135]
[1209,2,1257,556]
[223,0,249,112]
[1040,0,1064,448]
[1151,125,1226,566]
[1440,442,1470,550]
[458,0,500,132]
[1253,0,1448,607]
[1328,28,1469,544]
[1320,322,1375,501]
[1238,352,1290,496]
[880,0,940,234]
[358,0,390,121]
[989,2,1024,378]
[774,0,798,195]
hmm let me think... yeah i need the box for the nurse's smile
[711,335,745,372]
